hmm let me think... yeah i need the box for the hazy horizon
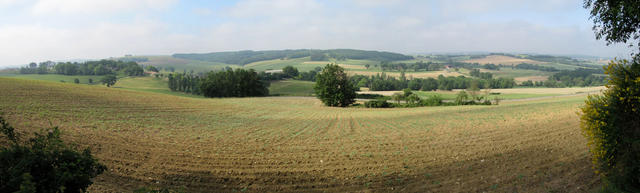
[0,0,634,68]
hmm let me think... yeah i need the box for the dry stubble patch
[0,77,598,192]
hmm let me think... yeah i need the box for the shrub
[402,88,413,97]
[422,94,444,106]
[356,93,388,100]
[580,59,639,191]
[391,93,404,104]
[455,91,469,105]
[282,66,299,78]
[0,115,106,193]
[364,99,391,108]
[406,94,421,106]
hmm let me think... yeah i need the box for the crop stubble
[0,78,598,192]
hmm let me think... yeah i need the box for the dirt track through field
[0,78,600,192]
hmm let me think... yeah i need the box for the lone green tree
[582,0,640,191]
[314,64,356,107]
[101,74,117,87]
[282,66,299,78]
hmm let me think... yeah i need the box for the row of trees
[166,69,269,98]
[168,73,202,95]
[258,66,321,82]
[18,61,55,74]
[469,69,494,79]
[379,61,443,71]
[173,49,414,65]
[19,60,145,76]
[351,73,515,91]
[200,69,269,97]
[514,63,559,72]
[547,68,606,87]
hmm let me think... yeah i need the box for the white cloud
[0,0,18,6]
[226,0,322,18]
[0,21,195,67]
[193,8,213,16]
[31,0,176,15]
[350,0,405,7]
[0,0,633,68]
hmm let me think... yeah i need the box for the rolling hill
[0,77,601,192]
[104,50,610,84]
[172,49,414,65]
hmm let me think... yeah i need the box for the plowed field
[0,78,599,192]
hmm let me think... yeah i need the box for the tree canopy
[282,66,299,78]
[101,74,117,87]
[314,64,356,107]
[582,0,640,191]
[200,68,269,97]
[173,49,413,65]
[584,0,640,55]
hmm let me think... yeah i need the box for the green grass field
[112,76,203,98]
[268,80,315,96]
[0,74,105,84]
[413,91,558,100]
[141,55,242,73]
[0,77,600,192]
[114,55,599,84]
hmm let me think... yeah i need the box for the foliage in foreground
[580,59,640,192]
[0,115,106,193]
[314,64,356,107]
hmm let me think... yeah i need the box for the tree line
[19,60,145,76]
[257,66,322,82]
[168,72,202,95]
[351,72,516,91]
[173,49,414,65]
[379,61,443,71]
[364,88,495,108]
[469,69,494,79]
[514,63,559,72]
[167,68,269,97]
[518,68,606,87]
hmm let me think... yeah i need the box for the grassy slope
[0,77,599,192]
[113,76,203,98]
[135,55,576,83]
[359,90,559,100]
[0,74,105,84]
[141,55,242,73]
[0,74,201,98]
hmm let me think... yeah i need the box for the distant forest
[19,60,145,76]
[172,49,414,65]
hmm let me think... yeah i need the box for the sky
[0,0,634,68]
